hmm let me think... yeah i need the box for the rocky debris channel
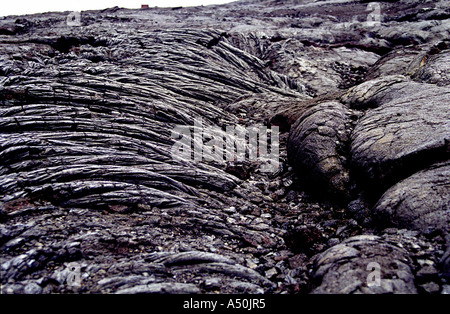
[0,0,449,294]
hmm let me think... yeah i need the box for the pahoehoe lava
[1,0,449,294]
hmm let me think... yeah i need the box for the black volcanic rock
[373,161,450,233]
[287,101,353,199]
[1,0,449,294]
[311,235,418,294]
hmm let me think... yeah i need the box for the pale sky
[0,0,236,17]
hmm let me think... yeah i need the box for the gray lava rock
[412,49,450,86]
[311,235,417,294]
[116,283,201,294]
[440,242,450,282]
[364,48,423,81]
[373,162,450,233]
[287,101,353,198]
[340,75,409,110]
[349,79,450,190]
[1,0,449,295]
